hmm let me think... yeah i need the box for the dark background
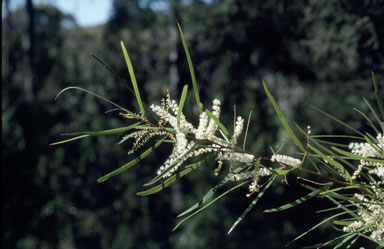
[3,0,384,248]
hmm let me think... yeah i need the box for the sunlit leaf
[120,41,145,115]
[263,81,305,152]
[177,22,203,114]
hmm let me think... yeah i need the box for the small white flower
[349,133,384,178]
[221,151,254,163]
[232,116,244,144]
[271,154,301,167]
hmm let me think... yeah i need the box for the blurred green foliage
[2,0,383,248]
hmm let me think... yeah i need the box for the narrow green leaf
[332,146,384,163]
[90,53,135,96]
[177,22,203,114]
[311,135,363,140]
[91,53,159,122]
[204,108,229,136]
[333,220,353,226]
[346,234,359,249]
[363,98,382,131]
[372,71,384,122]
[50,135,90,146]
[177,163,251,217]
[264,185,328,213]
[353,107,380,135]
[309,104,365,137]
[286,212,346,247]
[364,135,383,155]
[97,137,165,183]
[333,234,357,249]
[228,175,277,234]
[376,240,384,249]
[51,122,141,146]
[325,195,360,219]
[274,166,300,176]
[173,180,249,231]
[137,154,216,196]
[61,122,141,137]
[313,139,349,148]
[143,145,197,186]
[120,41,145,115]
[177,84,188,130]
[307,133,356,173]
[263,81,305,152]
[309,145,352,183]
[320,184,364,195]
[55,86,130,113]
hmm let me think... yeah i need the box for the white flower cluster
[150,94,197,177]
[270,154,301,167]
[343,191,384,242]
[349,133,384,178]
[150,93,255,178]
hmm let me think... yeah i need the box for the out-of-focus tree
[3,0,383,248]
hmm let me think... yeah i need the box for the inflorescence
[124,91,273,195]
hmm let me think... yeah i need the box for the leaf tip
[97,177,106,183]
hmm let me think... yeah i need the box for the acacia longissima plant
[52,24,384,248]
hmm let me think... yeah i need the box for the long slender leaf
[143,145,197,186]
[311,135,363,140]
[363,98,382,131]
[61,122,141,136]
[177,163,251,217]
[264,185,329,213]
[286,212,347,247]
[50,135,90,146]
[51,122,141,146]
[309,145,352,183]
[137,154,216,196]
[320,184,364,195]
[364,135,383,154]
[346,234,359,249]
[177,84,188,130]
[353,107,380,135]
[372,71,384,122]
[55,86,130,113]
[205,108,229,136]
[313,139,349,148]
[173,180,249,231]
[90,53,135,95]
[120,41,145,115]
[91,53,159,121]
[97,137,166,183]
[227,174,277,234]
[332,146,384,163]
[309,104,365,137]
[325,195,360,219]
[263,81,305,152]
[177,23,203,114]
[306,132,356,172]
